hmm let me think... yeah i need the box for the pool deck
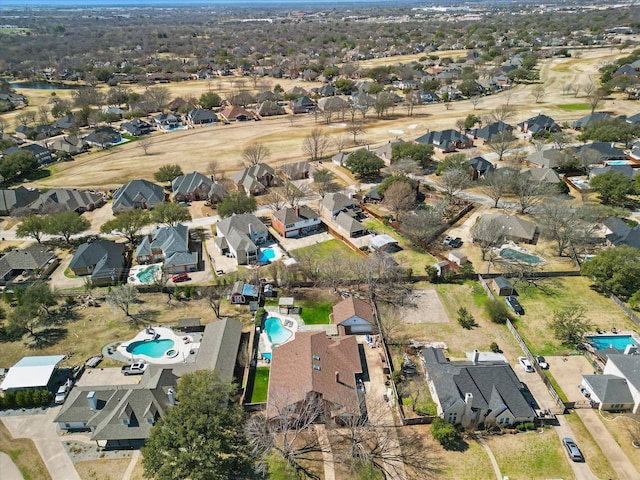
[127,262,163,286]
[112,326,200,365]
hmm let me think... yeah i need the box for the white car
[518,356,534,373]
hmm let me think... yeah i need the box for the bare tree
[490,103,514,123]
[312,168,340,197]
[513,173,551,214]
[551,131,572,150]
[242,142,270,166]
[535,203,597,257]
[571,82,581,98]
[303,128,330,161]
[471,216,506,262]
[383,181,416,222]
[138,135,153,155]
[405,90,420,116]
[106,284,139,319]
[582,80,596,98]
[402,204,447,244]
[204,283,229,319]
[282,177,310,208]
[264,188,288,212]
[531,85,545,104]
[486,131,517,162]
[587,88,607,114]
[480,168,514,208]
[347,121,364,145]
[207,158,221,181]
[37,105,50,125]
[439,166,472,197]
[333,134,349,153]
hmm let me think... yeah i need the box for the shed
[448,250,468,266]
[177,318,203,332]
[434,260,451,277]
[369,234,399,252]
[278,297,298,314]
[0,355,65,391]
[491,276,515,296]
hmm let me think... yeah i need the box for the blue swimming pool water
[126,339,175,358]
[136,264,160,284]
[262,352,272,360]
[589,335,638,351]
[264,316,292,346]
[606,160,632,166]
[499,248,542,264]
[258,248,277,263]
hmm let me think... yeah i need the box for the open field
[6,46,636,193]
[0,420,51,480]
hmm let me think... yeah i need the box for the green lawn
[557,103,591,111]
[292,238,360,261]
[299,300,333,325]
[250,366,270,403]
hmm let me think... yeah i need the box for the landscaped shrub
[490,342,501,353]
[457,307,477,329]
[255,307,265,324]
[431,417,459,447]
[485,299,512,324]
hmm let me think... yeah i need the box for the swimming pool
[258,248,277,263]
[264,316,292,346]
[569,178,592,190]
[605,160,634,166]
[588,335,639,351]
[499,248,542,264]
[126,338,175,358]
[137,264,161,284]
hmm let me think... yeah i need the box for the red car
[172,273,191,283]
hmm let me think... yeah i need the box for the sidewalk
[0,452,23,480]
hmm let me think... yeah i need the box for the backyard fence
[506,319,566,414]
[608,291,640,328]
[477,274,496,301]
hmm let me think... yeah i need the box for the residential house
[318,96,348,113]
[220,105,253,122]
[83,127,122,148]
[474,121,513,141]
[475,213,537,244]
[290,96,316,114]
[69,240,126,286]
[334,211,366,238]
[267,331,363,423]
[230,281,260,305]
[153,113,182,131]
[16,144,54,165]
[27,188,105,214]
[257,100,285,117]
[448,250,468,266]
[318,84,336,97]
[16,125,62,141]
[172,171,226,203]
[520,168,562,186]
[319,192,359,219]
[112,179,165,213]
[55,319,243,448]
[572,142,627,163]
[415,129,474,152]
[120,119,153,137]
[52,114,79,131]
[331,296,375,335]
[272,206,322,238]
[422,347,536,427]
[135,224,198,274]
[0,187,40,216]
[279,161,317,180]
[231,163,277,195]
[581,353,640,413]
[375,139,404,165]
[102,106,125,118]
[286,86,309,97]
[332,152,349,166]
[525,149,572,169]
[49,136,87,156]
[572,112,613,129]
[468,156,494,180]
[590,164,635,180]
[419,90,440,103]
[350,92,376,109]
[517,114,561,136]
[603,216,640,249]
[0,244,58,285]
[215,214,269,265]
[186,108,218,126]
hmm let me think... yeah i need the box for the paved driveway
[1,407,80,480]
[0,452,23,480]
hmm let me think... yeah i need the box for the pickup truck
[121,362,148,376]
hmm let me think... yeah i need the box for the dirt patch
[75,457,131,480]
[401,288,450,324]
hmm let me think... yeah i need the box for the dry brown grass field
[3,47,634,191]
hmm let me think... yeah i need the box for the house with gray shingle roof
[54,318,243,448]
[83,127,122,148]
[257,100,285,117]
[272,206,321,238]
[231,163,276,196]
[334,211,366,238]
[279,161,317,180]
[474,121,513,141]
[517,114,561,136]
[0,187,40,216]
[581,353,640,413]
[572,112,612,129]
[120,119,152,137]
[475,213,537,244]
[319,192,358,219]
[468,156,494,179]
[422,347,536,427]
[520,167,562,185]
[603,216,640,249]
[215,214,268,265]
[525,149,572,170]
[135,224,198,274]
[186,108,218,126]
[50,135,87,156]
[171,171,226,203]
[415,129,473,152]
[69,240,126,286]
[112,179,165,214]
[27,188,105,214]
[0,244,58,285]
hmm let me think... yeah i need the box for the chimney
[624,344,637,355]
[167,388,175,406]
[473,349,480,364]
[335,371,339,383]
[248,222,254,238]
[87,391,97,410]
[462,393,474,428]
[296,207,300,217]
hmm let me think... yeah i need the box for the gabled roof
[172,171,213,196]
[332,296,375,325]
[0,186,40,214]
[468,156,494,175]
[573,142,627,161]
[279,161,316,179]
[475,121,513,140]
[28,188,103,213]
[520,167,562,184]
[112,179,164,211]
[604,216,640,248]
[525,149,571,169]
[120,119,152,136]
[477,213,536,242]
[52,113,79,130]
[187,108,217,122]
[591,165,634,179]
[216,214,268,250]
[273,205,320,226]
[267,332,362,418]
[220,105,253,121]
[192,319,243,378]
[84,127,121,146]
[518,114,561,135]
[583,374,634,404]
[334,211,365,235]
[70,240,126,278]
[0,355,65,390]
[0,244,56,280]
[415,129,473,150]
[231,163,275,192]
[318,96,348,112]
[257,100,285,116]
[320,192,355,213]
[136,224,190,258]
[572,112,613,129]
[606,354,640,390]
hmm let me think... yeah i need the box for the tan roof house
[331,297,376,335]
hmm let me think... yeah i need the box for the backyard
[250,366,270,403]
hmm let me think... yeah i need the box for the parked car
[562,437,584,462]
[505,295,524,315]
[172,273,191,283]
[121,362,148,376]
[449,237,463,248]
[54,379,73,404]
[443,235,453,245]
[536,355,549,369]
[518,356,534,373]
